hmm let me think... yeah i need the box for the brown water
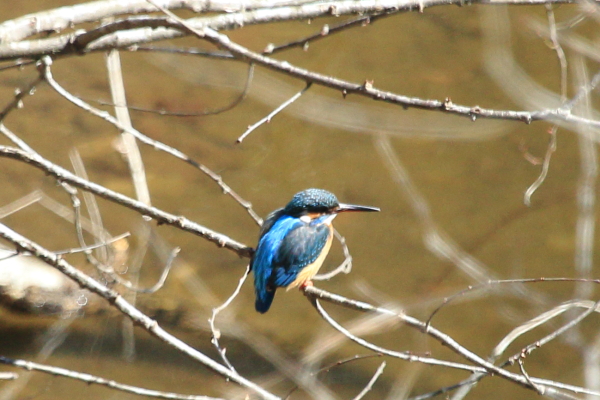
[0,1,597,399]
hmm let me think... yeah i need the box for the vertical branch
[209,264,250,371]
[106,48,152,361]
[524,5,565,206]
[106,49,152,206]
[572,58,598,321]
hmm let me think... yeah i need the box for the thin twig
[265,13,390,54]
[351,361,386,400]
[524,126,557,206]
[314,228,352,281]
[0,60,35,72]
[0,189,115,242]
[209,264,251,371]
[69,149,112,268]
[135,45,233,59]
[84,63,254,117]
[0,75,43,121]
[142,1,313,145]
[237,82,312,143]
[517,358,545,395]
[116,247,181,294]
[507,300,600,364]
[415,299,600,400]
[55,232,131,255]
[523,4,565,206]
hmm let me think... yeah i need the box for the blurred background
[0,1,597,399]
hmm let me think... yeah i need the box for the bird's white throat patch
[299,213,337,225]
[299,215,311,223]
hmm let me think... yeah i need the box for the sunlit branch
[264,13,392,54]
[309,296,486,374]
[209,264,251,371]
[303,285,600,397]
[0,223,279,400]
[237,82,312,143]
[0,145,253,258]
[0,355,226,400]
[0,0,579,61]
[40,56,262,225]
[352,361,386,400]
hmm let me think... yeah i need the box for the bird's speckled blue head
[283,188,339,216]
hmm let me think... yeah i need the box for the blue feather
[252,215,302,313]
[252,214,331,313]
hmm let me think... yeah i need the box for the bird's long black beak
[336,203,380,213]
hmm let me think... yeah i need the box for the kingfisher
[252,188,379,313]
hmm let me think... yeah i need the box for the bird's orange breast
[286,225,333,290]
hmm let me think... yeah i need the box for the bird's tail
[255,288,276,313]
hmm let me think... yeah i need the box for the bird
[252,188,379,313]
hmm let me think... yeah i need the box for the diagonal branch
[0,222,278,400]
[40,56,261,225]
[0,145,252,258]
[303,285,600,397]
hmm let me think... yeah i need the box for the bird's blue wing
[258,208,284,239]
[271,220,331,287]
[252,215,302,313]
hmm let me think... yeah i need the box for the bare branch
[209,264,251,371]
[303,285,600,397]
[309,296,486,374]
[0,0,308,42]
[237,82,312,143]
[40,56,262,225]
[0,145,253,258]
[0,355,226,400]
[351,361,386,400]
[314,228,352,281]
[0,223,279,400]
[265,13,391,54]
[0,1,576,61]
[0,75,42,121]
